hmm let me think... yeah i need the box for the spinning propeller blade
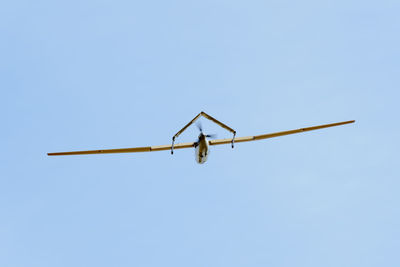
[196,121,216,138]
[196,121,203,133]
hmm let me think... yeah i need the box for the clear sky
[1,0,399,266]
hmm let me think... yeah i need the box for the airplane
[47,111,355,164]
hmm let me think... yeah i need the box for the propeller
[196,121,217,139]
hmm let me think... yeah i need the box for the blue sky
[1,0,399,266]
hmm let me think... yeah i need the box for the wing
[47,142,195,156]
[209,120,355,146]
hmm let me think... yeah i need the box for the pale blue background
[1,0,399,266]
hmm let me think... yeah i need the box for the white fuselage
[195,135,209,164]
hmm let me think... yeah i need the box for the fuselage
[195,134,209,164]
